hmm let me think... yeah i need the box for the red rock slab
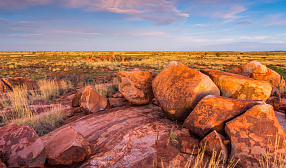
[50,104,179,168]
[152,61,220,120]
[118,70,154,105]
[0,123,46,167]
[179,128,199,154]
[225,104,286,168]
[201,69,272,101]
[183,95,264,138]
[41,126,91,166]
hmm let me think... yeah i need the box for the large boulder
[118,70,153,105]
[0,123,46,167]
[152,61,220,120]
[199,130,228,161]
[201,69,272,101]
[41,126,91,166]
[183,95,264,138]
[79,86,107,114]
[225,104,286,167]
[230,61,286,93]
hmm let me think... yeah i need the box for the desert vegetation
[1,51,286,168]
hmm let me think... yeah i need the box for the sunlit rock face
[118,70,153,105]
[225,104,286,168]
[201,69,272,101]
[152,61,220,120]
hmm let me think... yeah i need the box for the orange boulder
[0,123,46,167]
[2,77,37,90]
[152,61,220,120]
[79,86,107,114]
[41,126,91,166]
[118,70,153,105]
[230,61,286,93]
[225,104,286,167]
[183,95,264,138]
[201,69,272,101]
[199,130,228,161]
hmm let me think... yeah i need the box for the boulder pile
[1,60,286,167]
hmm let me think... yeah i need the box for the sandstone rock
[41,126,91,166]
[199,130,228,161]
[108,97,128,107]
[0,159,6,168]
[118,70,153,105]
[0,123,46,167]
[230,61,286,93]
[79,86,107,114]
[179,128,199,154]
[152,61,220,120]
[183,95,264,138]
[266,96,283,111]
[201,69,272,101]
[225,104,286,167]
[70,92,82,107]
[60,104,179,168]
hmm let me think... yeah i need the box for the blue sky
[0,0,286,51]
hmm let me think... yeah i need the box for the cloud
[239,36,269,40]
[0,0,52,8]
[0,0,189,25]
[133,31,169,36]
[233,20,253,25]
[212,5,246,22]
[61,0,189,25]
[264,14,286,26]
[178,36,235,43]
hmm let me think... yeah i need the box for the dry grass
[0,79,70,135]
[94,77,118,97]
[10,105,67,136]
[259,135,286,168]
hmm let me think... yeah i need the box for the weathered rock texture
[152,61,220,120]
[201,69,272,101]
[51,105,179,168]
[200,130,228,161]
[70,92,82,107]
[230,61,286,93]
[0,159,6,168]
[41,126,91,166]
[0,123,46,167]
[118,70,154,105]
[183,95,264,138]
[108,97,128,107]
[79,86,107,114]
[225,104,286,168]
[179,128,199,154]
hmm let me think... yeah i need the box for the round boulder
[152,61,220,120]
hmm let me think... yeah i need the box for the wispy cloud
[133,31,169,37]
[0,0,189,25]
[239,36,269,40]
[233,20,253,25]
[212,5,247,23]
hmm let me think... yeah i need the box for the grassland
[1,51,286,85]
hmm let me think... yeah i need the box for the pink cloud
[0,0,188,25]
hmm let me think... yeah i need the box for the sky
[0,0,286,51]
